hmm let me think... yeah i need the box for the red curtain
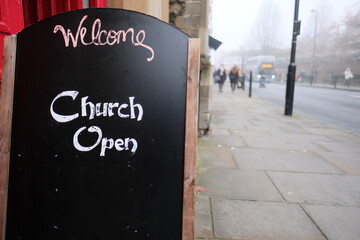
[23,0,84,27]
[22,0,107,27]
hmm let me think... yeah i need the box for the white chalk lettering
[118,104,129,118]
[100,137,114,156]
[73,126,138,156]
[81,96,95,120]
[50,91,79,123]
[108,102,119,117]
[96,102,108,117]
[115,138,124,150]
[100,137,138,156]
[51,91,142,157]
[73,126,102,152]
[51,91,143,122]
[53,15,155,62]
[129,96,143,121]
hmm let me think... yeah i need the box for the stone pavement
[195,85,360,240]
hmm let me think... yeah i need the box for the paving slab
[243,126,287,136]
[201,135,247,148]
[197,168,283,202]
[195,197,213,239]
[242,135,328,152]
[305,126,355,136]
[213,121,250,131]
[317,152,360,175]
[302,204,360,240]
[317,140,360,153]
[197,145,237,169]
[212,199,325,240]
[249,119,303,128]
[269,133,333,143]
[208,128,231,136]
[268,172,360,206]
[230,128,272,137]
[278,125,313,134]
[233,148,342,174]
[326,134,360,144]
[211,115,224,126]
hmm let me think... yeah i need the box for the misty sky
[211,0,360,52]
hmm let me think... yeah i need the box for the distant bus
[245,55,276,82]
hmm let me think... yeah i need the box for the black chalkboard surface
[6,8,192,240]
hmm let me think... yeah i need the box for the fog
[211,0,360,82]
[211,0,359,52]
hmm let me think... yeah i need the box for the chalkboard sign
[1,8,199,240]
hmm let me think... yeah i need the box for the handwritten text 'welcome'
[53,15,154,62]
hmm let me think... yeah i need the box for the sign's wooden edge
[0,35,17,240]
[182,38,200,240]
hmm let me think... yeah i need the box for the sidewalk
[195,85,360,240]
[297,82,360,91]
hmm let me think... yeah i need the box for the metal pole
[241,56,245,91]
[249,71,252,98]
[284,0,300,116]
[241,56,244,72]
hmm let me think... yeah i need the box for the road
[251,83,360,136]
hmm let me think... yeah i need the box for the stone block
[175,15,201,29]
[170,2,183,14]
[184,1,201,15]
[212,199,325,240]
[195,197,213,238]
[317,152,360,175]
[302,204,360,240]
[198,112,210,130]
[233,148,342,174]
[268,172,360,206]
[197,145,236,169]
[199,101,210,117]
[197,168,283,201]
[199,85,210,99]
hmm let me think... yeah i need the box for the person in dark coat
[216,64,227,93]
[229,65,240,93]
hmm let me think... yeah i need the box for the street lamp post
[284,0,301,116]
[310,9,318,85]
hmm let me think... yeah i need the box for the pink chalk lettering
[53,15,155,62]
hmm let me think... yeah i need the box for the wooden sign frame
[0,35,17,240]
[0,35,199,240]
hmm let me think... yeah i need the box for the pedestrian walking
[259,69,266,88]
[215,64,227,93]
[298,69,306,82]
[344,67,353,87]
[229,65,240,93]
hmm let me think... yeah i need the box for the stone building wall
[107,0,169,22]
[170,0,212,135]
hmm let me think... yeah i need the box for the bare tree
[334,8,360,56]
[316,0,333,31]
[297,5,360,83]
[298,1,336,58]
[248,0,282,53]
